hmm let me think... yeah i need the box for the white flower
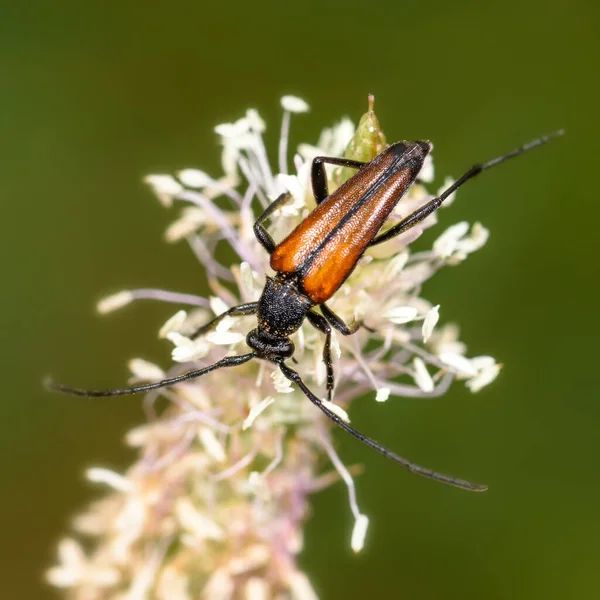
[48,96,498,599]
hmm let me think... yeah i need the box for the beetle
[47,129,562,492]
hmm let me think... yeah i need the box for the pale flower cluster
[48,96,499,599]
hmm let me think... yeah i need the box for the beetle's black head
[246,328,295,360]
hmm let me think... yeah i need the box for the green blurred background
[2,0,599,598]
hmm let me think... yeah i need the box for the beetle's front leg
[190,302,258,340]
[320,303,373,335]
[253,192,292,254]
[306,310,335,401]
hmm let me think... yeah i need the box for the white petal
[128,358,165,381]
[97,291,134,314]
[167,332,210,362]
[316,359,327,386]
[57,538,85,566]
[176,498,224,540]
[205,331,245,345]
[281,95,310,113]
[214,315,235,333]
[198,427,226,462]
[215,118,251,138]
[177,168,212,188]
[144,174,183,207]
[351,514,369,553]
[413,357,434,392]
[271,369,294,394]
[384,306,418,324]
[419,153,435,183]
[322,400,350,423]
[86,468,132,492]
[466,363,501,392]
[328,117,355,154]
[204,569,234,600]
[470,355,496,370]
[288,570,318,600]
[243,397,275,430]
[244,577,269,600]
[246,108,266,133]
[456,222,489,254]
[210,296,229,316]
[439,352,478,377]
[433,221,469,258]
[422,304,440,343]
[383,251,409,280]
[375,387,390,403]
[274,174,306,214]
[159,310,187,338]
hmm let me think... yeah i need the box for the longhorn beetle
[47,127,563,492]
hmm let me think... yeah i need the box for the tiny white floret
[439,352,478,377]
[271,369,294,394]
[433,221,470,258]
[322,400,350,423]
[422,304,440,343]
[177,168,212,188]
[144,175,183,207]
[198,427,226,463]
[375,387,391,403]
[128,358,165,382]
[205,331,245,345]
[209,296,229,316]
[96,291,134,315]
[281,95,310,113]
[384,306,418,324]
[243,397,275,430]
[351,514,369,553]
[158,310,188,339]
[413,357,434,392]
[466,363,502,392]
[86,468,132,493]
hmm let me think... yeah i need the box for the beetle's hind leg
[311,156,366,204]
[306,310,335,401]
[189,302,258,340]
[253,192,293,254]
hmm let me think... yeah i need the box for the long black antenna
[370,129,565,247]
[278,361,487,492]
[45,353,255,397]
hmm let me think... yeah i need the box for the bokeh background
[2,1,599,598]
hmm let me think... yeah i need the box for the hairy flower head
[48,96,499,599]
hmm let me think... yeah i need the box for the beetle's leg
[312,156,366,204]
[306,310,335,401]
[369,130,564,248]
[320,303,363,335]
[189,302,258,340]
[253,192,292,254]
[278,361,487,492]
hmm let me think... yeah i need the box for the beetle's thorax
[246,274,313,359]
[257,274,313,336]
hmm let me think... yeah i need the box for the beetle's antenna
[45,353,256,397]
[278,361,487,492]
[370,130,565,247]
[436,129,565,204]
